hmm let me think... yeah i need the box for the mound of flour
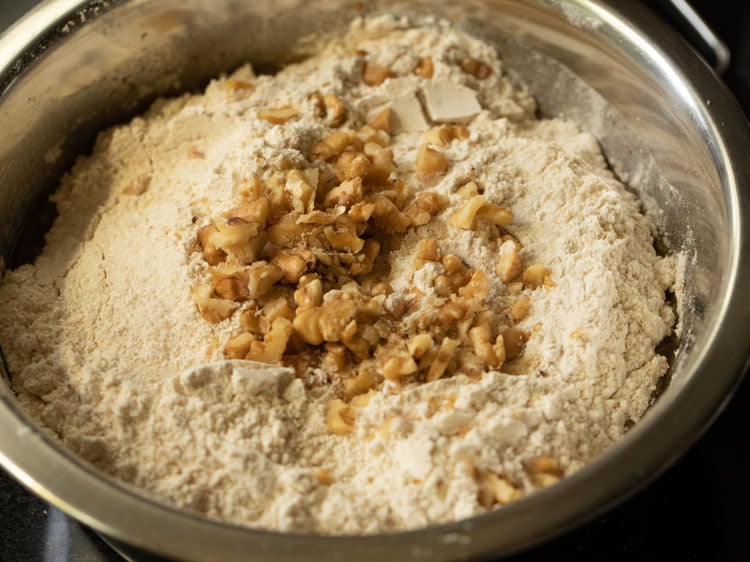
[0,16,675,533]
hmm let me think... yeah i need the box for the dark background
[1,1,749,560]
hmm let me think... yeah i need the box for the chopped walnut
[417,238,441,262]
[426,337,460,382]
[449,195,485,230]
[478,471,521,507]
[496,241,522,284]
[333,152,372,183]
[227,197,270,226]
[404,191,448,226]
[442,254,472,288]
[434,275,453,298]
[414,55,434,78]
[273,251,308,284]
[241,318,292,362]
[211,218,265,264]
[415,144,448,183]
[509,299,530,322]
[239,303,263,333]
[225,332,254,359]
[224,79,255,100]
[367,107,391,133]
[246,263,283,300]
[460,57,492,79]
[468,325,504,369]
[197,224,227,266]
[501,328,527,361]
[370,282,393,297]
[525,456,563,487]
[323,95,347,127]
[294,277,323,308]
[477,203,513,226]
[267,213,306,247]
[258,106,299,124]
[313,131,361,161]
[350,239,380,276]
[363,142,397,184]
[324,219,365,252]
[285,169,319,214]
[326,399,355,435]
[348,200,376,222]
[522,264,551,289]
[457,181,480,200]
[314,469,333,486]
[211,267,250,301]
[525,456,563,475]
[458,269,490,301]
[293,295,359,345]
[323,177,364,207]
[370,194,412,232]
[191,284,236,323]
[382,347,419,381]
[424,125,469,148]
[435,300,469,326]
[362,61,394,86]
[407,333,435,359]
[349,392,373,408]
[343,364,377,396]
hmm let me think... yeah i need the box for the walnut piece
[323,95,347,127]
[211,267,250,301]
[334,152,372,183]
[522,264,551,288]
[367,107,391,133]
[501,328,527,361]
[362,61,394,86]
[468,325,505,369]
[496,241,522,284]
[478,471,521,507]
[426,337,460,382]
[414,56,434,78]
[509,299,530,322]
[191,284,236,324]
[415,144,448,183]
[197,225,227,266]
[404,191,448,226]
[382,353,419,381]
[449,195,485,230]
[313,131,360,161]
[326,399,355,435]
[525,456,564,488]
[417,238,441,262]
[424,125,469,148]
[460,57,492,79]
[246,263,283,300]
[258,106,299,124]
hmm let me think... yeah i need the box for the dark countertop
[1,1,749,560]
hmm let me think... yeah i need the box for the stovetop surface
[1,1,749,560]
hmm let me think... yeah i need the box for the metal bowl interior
[0,0,748,560]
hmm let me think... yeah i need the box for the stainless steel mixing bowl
[0,1,748,560]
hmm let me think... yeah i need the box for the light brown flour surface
[0,16,675,533]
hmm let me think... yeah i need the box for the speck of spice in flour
[0,16,676,533]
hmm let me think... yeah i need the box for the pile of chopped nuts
[192,59,554,436]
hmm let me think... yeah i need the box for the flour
[0,16,676,533]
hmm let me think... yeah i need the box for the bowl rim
[0,0,749,560]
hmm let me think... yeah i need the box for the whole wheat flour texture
[0,16,676,533]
